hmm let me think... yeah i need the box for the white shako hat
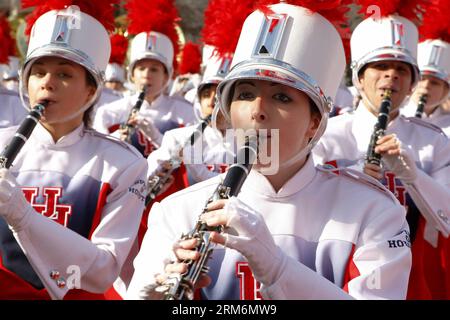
[197,51,232,98]
[128,31,174,81]
[350,15,420,89]
[20,5,111,110]
[217,2,346,145]
[418,40,450,86]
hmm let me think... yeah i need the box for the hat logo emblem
[52,15,71,44]
[218,57,232,76]
[252,13,288,59]
[428,45,443,66]
[391,21,405,47]
[147,34,157,51]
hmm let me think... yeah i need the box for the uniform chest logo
[21,187,72,227]
[236,262,262,300]
[135,130,155,157]
[384,171,408,208]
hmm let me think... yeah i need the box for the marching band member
[401,3,450,137]
[127,0,411,300]
[93,0,195,157]
[0,1,147,299]
[313,0,450,299]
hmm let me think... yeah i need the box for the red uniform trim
[342,244,360,293]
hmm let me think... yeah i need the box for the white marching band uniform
[313,103,450,243]
[128,2,412,300]
[128,157,411,300]
[0,6,148,300]
[402,99,450,136]
[0,124,147,299]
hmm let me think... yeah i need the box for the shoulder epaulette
[403,116,447,136]
[317,164,398,203]
[84,128,143,158]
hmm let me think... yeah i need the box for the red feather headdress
[419,0,450,42]
[0,16,16,64]
[22,0,119,36]
[125,0,181,70]
[201,0,257,59]
[109,33,128,65]
[178,42,201,75]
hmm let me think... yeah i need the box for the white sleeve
[10,158,148,299]
[404,168,450,237]
[92,106,110,134]
[126,201,178,299]
[261,204,411,300]
[186,163,219,184]
[146,131,182,178]
[405,136,450,238]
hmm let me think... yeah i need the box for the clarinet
[143,135,258,300]
[414,94,428,118]
[121,85,148,143]
[365,89,392,166]
[0,101,48,169]
[145,115,212,206]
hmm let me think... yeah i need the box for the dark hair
[82,70,97,128]
[198,83,217,99]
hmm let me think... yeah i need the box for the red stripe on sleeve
[342,244,360,293]
[88,183,112,240]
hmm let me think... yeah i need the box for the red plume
[255,0,351,28]
[419,0,450,42]
[22,0,119,36]
[125,0,181,71]
[355,0,434,23]
[109,33,129,65]
[178,42,201,75]
[0,16,17,64]
[254,1,352,62]
[201,0,257,58]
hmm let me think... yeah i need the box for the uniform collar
[245,155,317,198]
[33,122,85,147]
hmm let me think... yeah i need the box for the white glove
[0,168,34,229]
[135,115,163,147]
[221,197,287,286]
[382,145,418,184]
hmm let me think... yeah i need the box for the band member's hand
[202,197,287,286]
[135,115,163,147]
[378,136,418,184]
[363,162,383,180]
[0,168,34,228]
[117,127,130,141]
[154,238,211,291]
